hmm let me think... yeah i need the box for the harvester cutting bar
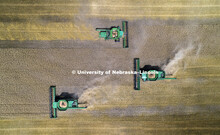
[50,86,57,118]
[122,21,128,48]
[134,58,140,90]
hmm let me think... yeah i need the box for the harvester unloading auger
[49,86,86,118]
[96,21,128,48]
[134,58,176,90]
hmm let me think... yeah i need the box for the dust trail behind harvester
[163,43,203,75]
[78,76,119,108]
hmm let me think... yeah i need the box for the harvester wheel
[115,39,120,42]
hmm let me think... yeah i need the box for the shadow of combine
[140,65,163,72]
[55,92,79,102]
[96,26,117,30]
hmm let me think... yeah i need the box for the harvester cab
[96,21,128,48]
[134,58,176,90]
[49,86,86,118]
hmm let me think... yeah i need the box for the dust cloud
[163,43,203,75]
[78,76,119,108]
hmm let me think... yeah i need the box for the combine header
[134,58,176,90]
[49,86,86,118]
[96,21,128,48]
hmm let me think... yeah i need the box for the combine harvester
[96,21,128,48]
[49,86,86,118]
[134,58,176,90]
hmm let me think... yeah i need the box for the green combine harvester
[49,86,86,118]
[134,58,176,90]
[96,21,128,48]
